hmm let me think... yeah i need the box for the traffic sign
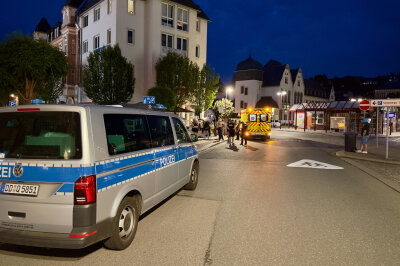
[370,99,400,107]
[143,96,155,105]
[359,100,370,111]
[8,101,16,106]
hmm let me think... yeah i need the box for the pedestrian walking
[240,122,248,146]
[227,121,235,146]
[191,118,199,136]
[235,121,240,140]
[203,121,211,139]
[217,121,224,141]
[357,119,371,154]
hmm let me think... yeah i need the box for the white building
[232,57,305,121]
[77,0,209,103]
[232,57,334,121]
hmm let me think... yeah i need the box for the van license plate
[0,183,39,196]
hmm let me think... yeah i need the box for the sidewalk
[195,135,223,153]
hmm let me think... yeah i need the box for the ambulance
[240,107,272,140]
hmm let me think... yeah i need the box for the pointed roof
[65,0,84,8]
[236,56,263,71]
[35,18,51,34]
[262,60,286,87]
[255,97,279,108]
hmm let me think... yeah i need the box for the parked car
[271,120,281,127]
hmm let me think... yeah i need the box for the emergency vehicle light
[248,107,253,112]
[74,175,97,205]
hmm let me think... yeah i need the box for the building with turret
[33,0,84,104]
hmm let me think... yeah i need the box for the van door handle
[8,211,26,219]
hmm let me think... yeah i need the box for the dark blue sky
[1,0,400,83]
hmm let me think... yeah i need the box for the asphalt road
[1,132,400,265]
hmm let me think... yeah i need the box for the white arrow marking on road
[287,159,344,170]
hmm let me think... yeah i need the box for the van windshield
[0,112,82,160]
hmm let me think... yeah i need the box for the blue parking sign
[9,101,16,106]
[143,96,155,105]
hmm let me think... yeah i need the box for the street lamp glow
[351,98,356,102]
[10,94,15,98]
[226,86,233,94]
[277,91,287,96]
[357,98,363,102]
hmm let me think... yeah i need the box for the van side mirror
[191,133,198,142]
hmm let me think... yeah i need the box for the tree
[83,45,134,105]
[155,52,198,112]
[191,65,220,116]
[148,86,176,111]
[0,35,68,104]
[212,98,234,121]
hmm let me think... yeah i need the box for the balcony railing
[161,46,187,57]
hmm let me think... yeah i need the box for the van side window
[172,118,190,144]
[147,115,175,147]
[104,114,152,155]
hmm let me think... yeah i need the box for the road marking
[287,159,344,170]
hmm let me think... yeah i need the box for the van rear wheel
[104,195,140,250]
[184,162,199,191]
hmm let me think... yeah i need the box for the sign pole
[376,107,379,148]
[386,107,389,159]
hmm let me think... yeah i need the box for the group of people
[217,120,248,146]
[191,118,211,139]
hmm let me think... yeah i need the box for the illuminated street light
[351,98,357,102]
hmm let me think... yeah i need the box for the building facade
[77,0,209,103]
[34,0,83,104]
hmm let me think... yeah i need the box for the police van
[0,105,199,250]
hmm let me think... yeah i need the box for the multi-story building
[34,0,83,104]
[77,0,209,103]
[232,56,335,121]
[232,57,305,120]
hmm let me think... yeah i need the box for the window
[162,3,174,27]
[249,114,257,122]
[161,33,173,48]
[177,8,188,31]
[94,7,100,22]
[241,86,244,94]
[104,114,152,155]
[64,38,68,55]
[83,15,88,27]
[94,35,100,50]
[0,112,82,160]
[298,80,300,86]
[147,116,174,148]
[127,29,134,44]
[285,77,288,84]
[244,103,248,109]
[72,39,76,55]
[177,37,187,51]
[260,114,268,122]
[107,29,111,45]
[196,20,200,32]
[128,0,134,14]
[245,87,248,95]
[195,45,200,58]
[240,101,244,108]
[172,118,190,144]
[83,40,88,54]
[107,0,112,14]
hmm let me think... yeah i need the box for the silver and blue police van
[0,105,199,250]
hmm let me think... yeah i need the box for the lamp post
[277,90,287,129]
[225,86,233,118]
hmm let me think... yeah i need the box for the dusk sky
[1,0,399,83]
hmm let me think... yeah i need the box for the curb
[197,140,224,153]
[339,157,400,194]
[336,150,400,165]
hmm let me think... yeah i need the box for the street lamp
[277,90,287,129]
[225,86,233,117]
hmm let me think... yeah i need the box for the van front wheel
[184,162,199,191]
[104,196,140,250]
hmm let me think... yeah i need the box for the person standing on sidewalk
[357,119,370,154]
[217,120,224,141]
[240,122,248,146]
[227,121,235,146]
[235,121,241,140]
[203,121,211,139]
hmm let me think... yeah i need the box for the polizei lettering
[160,155,175,168]
[0,167,12,178]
